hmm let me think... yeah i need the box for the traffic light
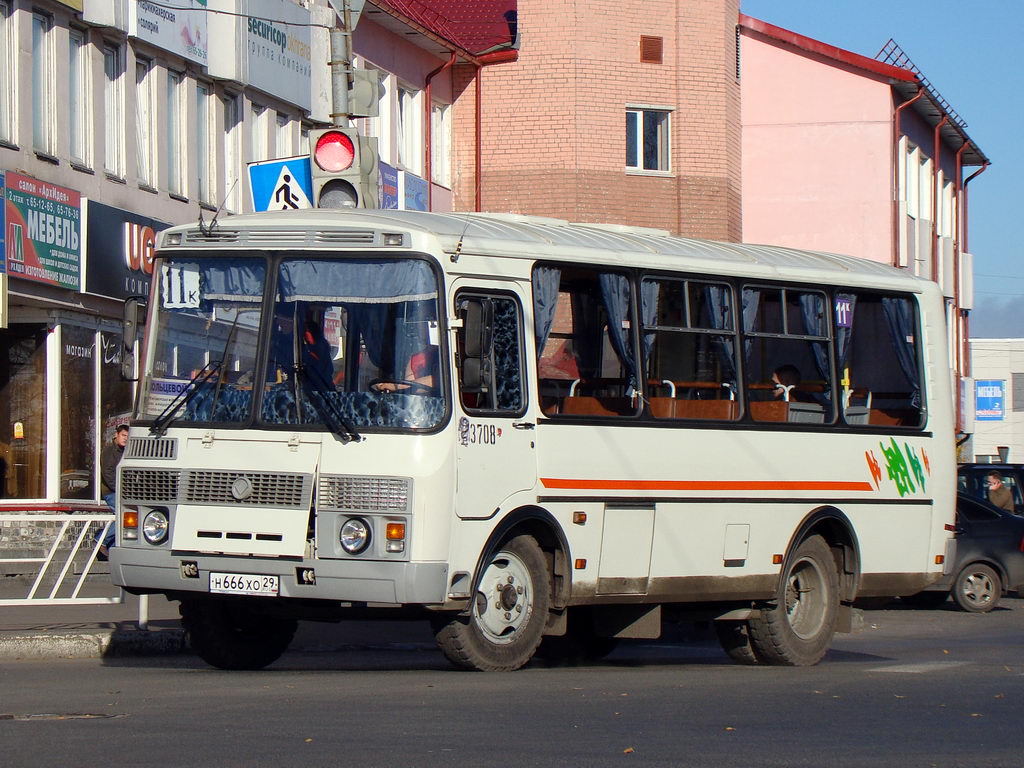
[348,69,381,119]
[309,127,380,209]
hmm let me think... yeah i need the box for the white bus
[112,209,955,671]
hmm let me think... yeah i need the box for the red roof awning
[373,0,517,56]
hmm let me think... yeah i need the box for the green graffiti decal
[880,437,915,497]
[905,442,926,493]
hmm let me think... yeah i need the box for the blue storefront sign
[380,162,398,209]
[976,379,1005,421]
[404,171,428,212]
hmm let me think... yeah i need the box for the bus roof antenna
[198,180,238,238]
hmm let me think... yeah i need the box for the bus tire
[433,534,551,672]
[715,620,764,665]
[746,535,839,666]
[180,600,297,670]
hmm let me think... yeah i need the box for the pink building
[739,15,988,428]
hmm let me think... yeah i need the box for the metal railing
[0,512,122,607]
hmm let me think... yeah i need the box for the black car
[904,493,1024,612]
[957,463,1024,515]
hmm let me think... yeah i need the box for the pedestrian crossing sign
[248,156,314,212]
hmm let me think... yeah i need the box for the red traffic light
[313,130,356,172]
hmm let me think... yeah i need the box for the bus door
[451,284,537,519]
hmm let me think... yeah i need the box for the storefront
[0,177,167,505]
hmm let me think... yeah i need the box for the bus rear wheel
[433,534,551,672]
[180,600,297,670]
[744,535,839,666]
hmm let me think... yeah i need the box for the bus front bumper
[109,547,449,606]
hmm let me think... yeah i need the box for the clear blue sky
[741,0,1022,338]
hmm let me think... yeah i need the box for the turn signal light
[772,554,783,565]
[574,559,587,569]
[935,555,944,565]
[123,510,139,529]
[386,522,406,540]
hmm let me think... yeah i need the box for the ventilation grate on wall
[640,35,663,64]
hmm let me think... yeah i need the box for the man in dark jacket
[97,424,129,558]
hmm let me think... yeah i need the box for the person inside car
[987,471,1015,513]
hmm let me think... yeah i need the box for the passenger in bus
[269,304,335,391]
[372,344,439,394]
[771,365,802,402]
[771,364,821,405]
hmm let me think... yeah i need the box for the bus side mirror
[121,296,145,381]
[459,299,491,394]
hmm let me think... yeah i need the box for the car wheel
[952,564,1001,613]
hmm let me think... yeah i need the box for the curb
[0,629,187,660]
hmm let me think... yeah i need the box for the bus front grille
[318,475,410,512]
[185,470,310,507]
[121,468,181,503]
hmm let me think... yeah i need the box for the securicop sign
[3,172,81,291]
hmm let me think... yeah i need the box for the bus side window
[836,292,923,428]
[456,293,525,414]
[641,277,739,421]
[742,287,835,424]
[533,266,639,417]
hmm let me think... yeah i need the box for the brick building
[450,0,742,241]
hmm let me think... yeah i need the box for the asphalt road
[2,596,1023,768]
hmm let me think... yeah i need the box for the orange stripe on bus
[539,478,875,492]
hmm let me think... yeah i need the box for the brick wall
[451,0,742,241]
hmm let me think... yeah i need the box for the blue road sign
[248,156,314,212]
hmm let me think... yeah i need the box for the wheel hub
[500,584,519,611]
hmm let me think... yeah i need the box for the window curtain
[881,296,921,406]
[704,284,737,386]
[798,292,830,383]
[532,266,561,359]
[598,272,636,388]
[277,259,436,304]
[639,278,659,366]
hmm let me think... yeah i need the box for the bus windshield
[137,254,445,432]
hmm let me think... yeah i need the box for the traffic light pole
[328,0,355,125]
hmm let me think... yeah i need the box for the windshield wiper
[149,360,223,436]
[294,364,362,444]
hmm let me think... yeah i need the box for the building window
[625,107,670,172]
[0,325,49,499]
[196,82,214,204]
[397,85,422,174]
[250,102,267,162]
[103,44,125,177]
[221,92,241,212]
[32,12,55,154]
[166,70,185,195]
[60,326,96,500]
[430,102,450,187]
[275,112,291,157]
[68,29,91,165]
[0,2,13,142]
[135,58,155,186]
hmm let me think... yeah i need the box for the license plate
[209,572,280,597]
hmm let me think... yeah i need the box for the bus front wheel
[433,534,551,672]
[180,599,297,670]
[744,534,839,666]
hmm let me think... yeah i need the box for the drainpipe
[473,50,519,211]
[424,52,457,211]
[952,140,969,429]
[931,115,949,284]
[891,87,925,267]
[961,161,990,380]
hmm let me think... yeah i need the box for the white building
[968,338,1024,463]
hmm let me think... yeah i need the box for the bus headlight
[339,518,371,554]
[142,509,170,545]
